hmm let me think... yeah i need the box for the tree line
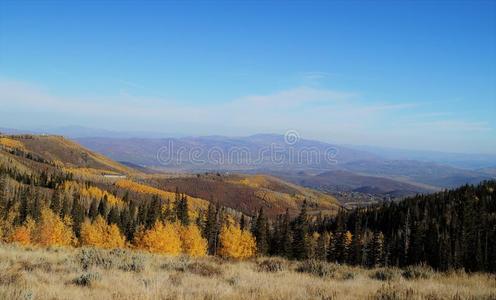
[0,170,255,258]
[248,180,496,272]
[1,160,495,272]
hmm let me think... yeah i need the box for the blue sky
[0,1,495,153]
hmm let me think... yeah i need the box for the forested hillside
[0,134,333,259]
[0,134,494,273]
[311,181,496,272]
[0,134,255,258]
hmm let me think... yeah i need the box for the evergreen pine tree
[50,189,61,216]
[280,209,293,259]
[71,199,85,237]
[176,195,189,225]
[89,199,98,220]
[31,193,42,222]
[368,231,385,268]
[108,206,120,225]
[292,200,309,260]
[18,187,29,225]
[349,216,363,266]
[146,195,161,228]
[253,207,268,255]
[240,214,246,231]
[204,202,218,255]
[315,232,328,260]
[60,194,71,218]
[137,202,148,228]
[98,196,109,219]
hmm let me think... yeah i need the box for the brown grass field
[0,243,494,300]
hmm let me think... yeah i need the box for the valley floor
[0,244,494,300]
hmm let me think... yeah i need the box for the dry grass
[0,244,494,300]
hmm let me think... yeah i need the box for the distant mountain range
[347,144,496,170]
[73,133,496,202]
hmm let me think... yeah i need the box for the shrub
[257,257,287,273]
[18,258,52,273]
[372,283,415,300]
[401,265,434,280]
[0,270,25,285]
[78,248,147,272]
[119,255,145,273]
[296,259,336,278]
[160,256,190,272]
[187,261,222,277]
[226,275,239,286]
[78,248,115,270]
[72,272,101,287]
[370,268,399,281]
[169,273,183,286]
[340,271,356,280]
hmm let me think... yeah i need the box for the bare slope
[1,135,133,175]
[153,173,341,217]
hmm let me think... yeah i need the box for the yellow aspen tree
[219,224,256,259]
[80,216,125,249]
[10,217,36,246]
[344,230,353,259]
[80,218,101,246]
[180,224,207,257]
[239,229,256,259]
[134,221,182,255]
[35,208,74,247]
[0,208,19,242]
[106,224,126,248]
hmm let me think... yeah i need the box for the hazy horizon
[3,124,496,157]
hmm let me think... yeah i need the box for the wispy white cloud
[407,120,492,132]
[230,86,356,108]
[0,78,493,153]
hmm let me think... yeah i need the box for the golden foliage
[60,181,123,206]
[80,216,126,249]
[115,179,207,210]
[180,224,208,257]
[0,206,18,242]
[10,218,36,246]
[81,186,122,206]
[219,224,256,259]
[116,179,170,197]
[0,137,25,150]
[63,167,119,176]
[344,231,353,248]
[35,208,74,247]
[134,221,182,255]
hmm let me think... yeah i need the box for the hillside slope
[0,134,339,218]
[1,135,133,175]
[150,173,340,217]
